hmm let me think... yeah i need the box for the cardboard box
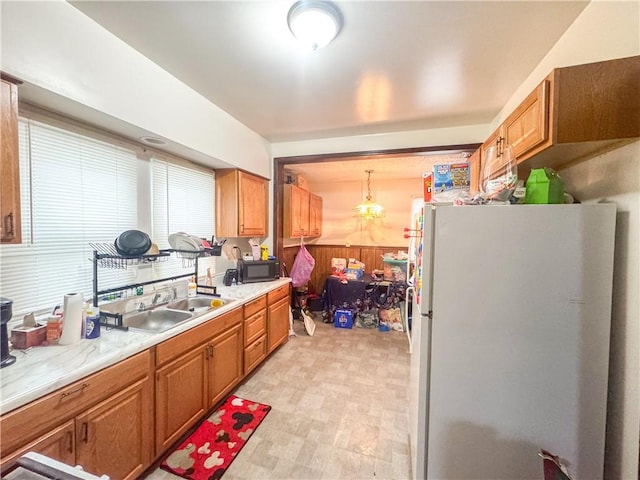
[383,259,408,282]
[331,257,347,272]
[525,168,564,204]
[433,162,470,194]
[423,173,432,202]
[10,324,47,349]
[345,268,363,280]
[334,309,353,329]
[345,259,364,280]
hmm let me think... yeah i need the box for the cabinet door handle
[81,422,88,443]
[3,213,14,239]
[61,383,89,399]
[208,345,214,358]
[66,431,73,453]
[204,345,209,359]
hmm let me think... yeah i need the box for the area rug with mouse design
[161,395,272,480]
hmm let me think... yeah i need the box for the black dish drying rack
[90,243,223,330]
[89,242,222,269]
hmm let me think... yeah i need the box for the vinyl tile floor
[146,316,412,480]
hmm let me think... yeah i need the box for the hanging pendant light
[354,170,384,220]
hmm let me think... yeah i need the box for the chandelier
[354,170,384,220]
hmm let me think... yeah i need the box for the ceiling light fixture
[287,0,343,50]
[139,136,168,146]
[354,170,384,220]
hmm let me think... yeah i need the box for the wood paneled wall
[281,244,405,295]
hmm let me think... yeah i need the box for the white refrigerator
[408,203,616,480]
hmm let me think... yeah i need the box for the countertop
[0,278,291,415]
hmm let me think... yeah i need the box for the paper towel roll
[59,293,83,345]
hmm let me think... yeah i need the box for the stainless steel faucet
[151,293,162,305]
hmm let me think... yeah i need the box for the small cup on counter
[46,316,63,345]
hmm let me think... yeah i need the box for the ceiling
[66,1,588,181]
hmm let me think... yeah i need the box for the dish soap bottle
[188,276,197,298]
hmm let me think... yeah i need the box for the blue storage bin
[334,309,353,329]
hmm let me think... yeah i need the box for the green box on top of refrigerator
[525,168,564,204]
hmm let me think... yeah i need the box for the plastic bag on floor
[355,309,379,328]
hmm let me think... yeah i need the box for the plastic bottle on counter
[85,305,101,339]
[188,276,197,297]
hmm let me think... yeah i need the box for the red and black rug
[161,395,272,480]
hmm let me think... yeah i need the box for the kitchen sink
[166,296,234,313]
[122,309,193,333]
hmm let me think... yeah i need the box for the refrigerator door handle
[404,286,413,353]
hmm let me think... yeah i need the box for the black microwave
[237,259,280,284]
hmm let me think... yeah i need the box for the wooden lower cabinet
[0,351,153,476]
[244,335,267,374]
[207,323,242,408]
[76,377,153,480]
[267,296,290,353]
[5,375,154,480]
[155,347,208,454]
[154,308,243,454]
[0,284,291,476]
[243,296,267,375]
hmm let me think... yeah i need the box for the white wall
[271,124,489,158]
[491,2,640,478]
[0,1,271,178]
[560,142,639,480]
[491,0,640,129]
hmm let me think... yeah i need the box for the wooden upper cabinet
[467,148,481,195]
[480,80,549,176]
[215,169,268,238]
[309,193,323,237]
[1,78,21,244]
[483,56,639,174]
[283,184,310,238]
[503,79,549,160]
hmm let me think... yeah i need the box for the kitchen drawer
[156,307,242,367]
[244,295,266,318]
[267,283,290,305]
[243,334,267,375]
[0,350,151,455]
[244,309,266,347]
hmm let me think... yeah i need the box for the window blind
[0,119,138,316]
[150,158,215,279]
